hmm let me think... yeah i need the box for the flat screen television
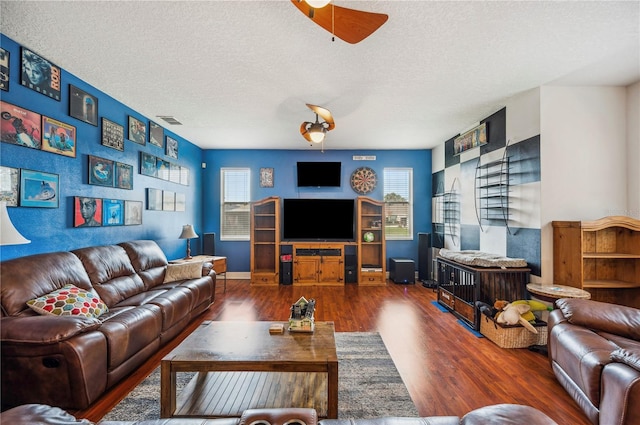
[283,198,354,241]
[296,162,341,187]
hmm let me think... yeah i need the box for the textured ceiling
[1,0,638,150]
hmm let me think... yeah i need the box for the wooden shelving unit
[250,197,280,285]
[357,196,386,285]
[552,216,640,308]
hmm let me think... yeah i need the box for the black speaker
[280,245,293,285]
[418,232,435,287]
[203,233,216,255]
[344,245,357,284]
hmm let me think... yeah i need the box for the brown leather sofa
[547,298,640,425]
[0,240,215,412]
[0,404,559,425]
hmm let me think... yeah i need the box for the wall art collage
[0,42,190,229]
[147,188,186,212]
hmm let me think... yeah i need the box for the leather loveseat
[0,240,215,412]
[0,404,559,425]
[547,298,640,425]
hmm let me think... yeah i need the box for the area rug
[102,332,418,421]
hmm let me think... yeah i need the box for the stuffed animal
[494,301,539,334]
[510,299,553,323]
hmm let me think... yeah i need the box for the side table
[526,283,591,304]
[170,255,227,293]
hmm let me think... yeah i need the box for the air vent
[157,116,182,125]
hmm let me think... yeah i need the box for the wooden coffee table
[160,321,338,419]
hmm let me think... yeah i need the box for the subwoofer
[344,245,357,284]
[418,232,435,287]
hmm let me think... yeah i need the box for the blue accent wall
[1,33,433,273]
[203,149,432,272]
[0,34,204,261]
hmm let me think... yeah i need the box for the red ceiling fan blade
[291,0,388,44]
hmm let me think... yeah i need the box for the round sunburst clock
[350,167,377,195]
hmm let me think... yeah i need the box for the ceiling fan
[291,0,388,44]
[300,103,335,149]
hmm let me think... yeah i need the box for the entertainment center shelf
[249,196,386,286]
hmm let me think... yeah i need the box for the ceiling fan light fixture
[305,0,331,8]
[308,123,326,143]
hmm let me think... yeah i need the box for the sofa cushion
[72,245,145,307]
[0,251,94,317]
[611,347,640,372]
[26,284,108,318]
[119,240,169,290]
[164,262,204,283]
[556,298,640,341]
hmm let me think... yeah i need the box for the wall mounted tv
[283,198,355,241]
[296,162,341,187]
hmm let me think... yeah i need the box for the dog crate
[436,257,530,330]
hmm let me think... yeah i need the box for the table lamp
[179,224,198,259]
[0,201,30,245]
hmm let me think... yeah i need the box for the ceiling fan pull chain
[331,4,335,42]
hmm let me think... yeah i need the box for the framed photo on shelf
[140,152,157,177]
[147,188,163,210]
[124,200,143,225]
[73,196,102,227]
[175,192,186,212]
[41,116,76,157]
[165,136,178,159]
[19,169,58,208]
[21,47,61,101]
[149,121,164,148]
[1,101,42,149]
[115,162,133,190]
[0,166,19,206]
[88,155,114,187]
[454,122,487,155]
[128,116,146,145]
[101,118,124,151]
[69,85,98,126]
[162,190,175,211]
[0,47,9,91]
[260,167,274,188]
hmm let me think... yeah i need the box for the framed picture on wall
[21,47,61,101]
[19,169,59,208]
[115,162,133,190]
[149,121,164,148]
[179,166,189,186]
[88,155,114,187]
[101,118,124,151]
[175,192,186,212]
[260,167,274,188]
[166,136,178,159]
[124,200,143,225]
[128,116,147,145]
[41,116,76,157]
[69,85,98,126]
[147,188,163,210]
[103,199,125,226]
[162,190,175,211]
[0,166,19,206]
[156,158,170,180]
[453,122,488,155]
[140,152,157,177]
[73,196,102,227]
[169,163,180,183]
[1,101,42,149]
[0,47,9,91]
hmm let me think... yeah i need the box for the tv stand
[249,196,387,286]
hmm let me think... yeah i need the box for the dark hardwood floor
[75,279,591,424]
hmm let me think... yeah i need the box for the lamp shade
[179,224,198,240]
[0,201,30,245]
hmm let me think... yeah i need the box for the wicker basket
[480,316,548,348]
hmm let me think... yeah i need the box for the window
[220,168,250,240]
[383,168,413,240]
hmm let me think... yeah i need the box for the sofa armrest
[555,298,640,341]
[0,404,92,425]
[1,316,101,344]
[611,347,640,372]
